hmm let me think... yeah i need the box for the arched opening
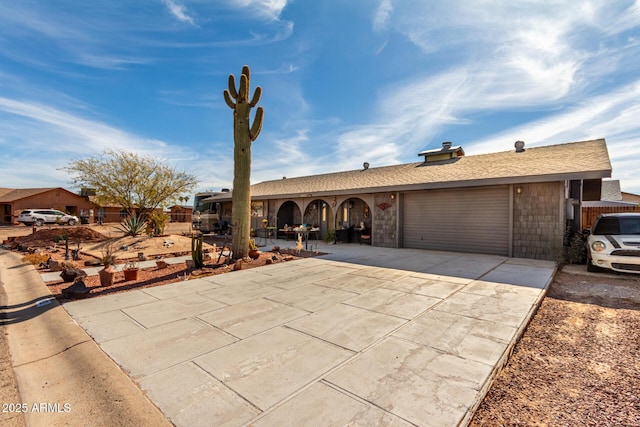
[302,199,334,239]
[276,200,301,229]
[335,197,371,243]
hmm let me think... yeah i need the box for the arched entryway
[302,199,334,239]
[276,200,301,229]
[335,197,372,243]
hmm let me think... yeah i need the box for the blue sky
[1,1,640,199]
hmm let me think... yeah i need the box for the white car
[17,209,79,227]
[587,213,640,273]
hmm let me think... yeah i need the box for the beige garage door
[402,186,510,255]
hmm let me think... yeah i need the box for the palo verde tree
[65,150,198,230]
[224,65,264,259]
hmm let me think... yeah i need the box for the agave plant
[117,214,147,237]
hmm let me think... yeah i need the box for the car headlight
[591,241,606,252]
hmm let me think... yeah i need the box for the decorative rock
[265,258,273,265]
[84,259,102,266]
[156,260,169,269]
[61,278,90,298]
[49,260,62,272]
[60,268,88,283]
[234,259,243,270]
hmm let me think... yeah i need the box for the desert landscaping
[1,224,639,425]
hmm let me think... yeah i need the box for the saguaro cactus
[224,65,264,259]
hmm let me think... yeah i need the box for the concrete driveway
[62,242,556,426]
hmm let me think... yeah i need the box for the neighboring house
[204,139,612,260]
[581,179,640,229]
[168,205,193,223]
[0,187,95,225]
[87,196,128,223]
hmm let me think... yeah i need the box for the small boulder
[60,268,88,283]
[61,278,90,299]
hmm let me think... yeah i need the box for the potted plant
[122,260,140,281]
[248,239,260,260]
[98,242,117,287]
[323,229,336,244]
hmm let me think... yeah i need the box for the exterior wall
[372,193,397,248]
[9,189,94,224]
[169,206,193,223]
[512,182,565,260]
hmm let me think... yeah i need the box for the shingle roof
[240,139,611,199]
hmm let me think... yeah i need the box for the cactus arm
[242,65,250,80]
[228,75,238,99]
[239,74,248,101]
[223,90,236,109]
[249,86,262,107]
[249,107,264,141]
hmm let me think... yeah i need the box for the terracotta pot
[123,268,140,281]
[98,266,115,287]
[248,249,260,260]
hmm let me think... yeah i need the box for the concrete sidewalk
[0,250,171,427]
[58,241,556,426]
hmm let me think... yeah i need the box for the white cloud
[161,0,198,26]
[373,0,393,32]
[233,0,290,21]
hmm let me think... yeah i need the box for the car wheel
[35,219,44,227]
[68,219,77,226]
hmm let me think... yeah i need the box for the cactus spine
[191,233,204,268]
[224,65,264,259]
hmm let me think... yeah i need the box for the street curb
[0,250,172,427]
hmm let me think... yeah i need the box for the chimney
[442,141,452,150]
[363,162,370,170]
[515,140,525,153]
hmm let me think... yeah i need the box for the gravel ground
[470,269,640,427]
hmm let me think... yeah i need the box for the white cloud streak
[161,0,198,26]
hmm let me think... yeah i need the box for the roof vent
[363,162,370,170]
[221,188,230,192]
[515,140,525,153]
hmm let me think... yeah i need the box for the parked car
[586,213,640,273]
[17,209,79,227]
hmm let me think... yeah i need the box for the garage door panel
[403,187,509,255]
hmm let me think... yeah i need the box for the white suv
[587,213,640,273]
[18,209,79,227]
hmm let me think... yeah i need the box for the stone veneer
[512,182,565,260]
[372,194,397,248]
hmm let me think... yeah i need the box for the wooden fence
[582,206,640,229]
